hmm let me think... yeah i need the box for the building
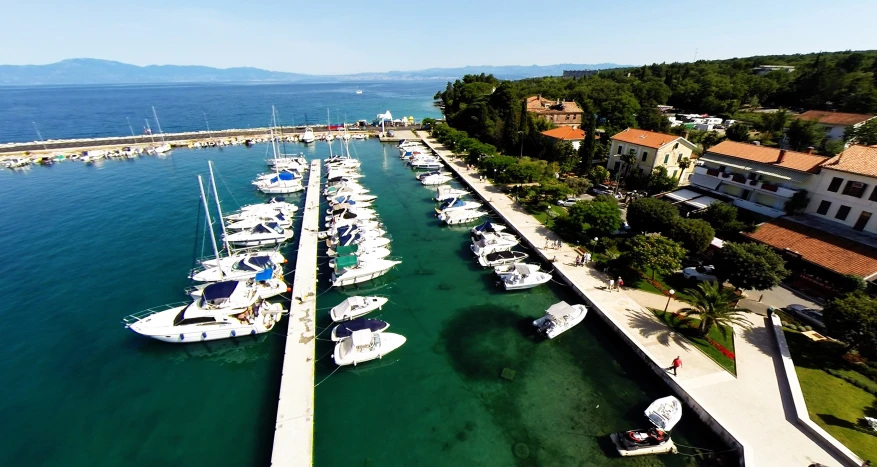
[562,70,599,79]
[689,141,828,218]
[606,128,697,180]
[525,96,583,127]
[805,145,877,232]
[540,127,585,150]
[796,110,876,142]
[753,65,796,75]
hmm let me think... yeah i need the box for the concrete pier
[271,159,321,466]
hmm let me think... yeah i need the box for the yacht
[328,233,391,251]
[300,127,316,144]
[470,232,519,256]
[471,222,507,237]
[325,210,374,228]
[610,396,682,456]
[226,197,298,221]
[325,208,378,224]
[533,301,588,339]
[326,201,374,216]
[188,274,288,301]
[435,197,482,214]
[327,228,388,247]
[477,250,529,267]
[328,247,391,267]
[329,295,389,321]
[439,209,487,225]
[331,257,401,287]
[435,186,469,202]
[191,254,285,283]
[333,329,406,366]
[323,219,382,237]
[224,222,293,247]
[122,282,284,343]
[408,157,443,170]
[498,263,552,290]
[415,170,445,181]
[225,211,292,231]
[254,171,305,194]
[329,193,377,205]
[4,157,31,168]
[397,140,423,148]
[254,168,302,183]
[421,173,453,186]
[355,89,363,95]
[331,318,389,341]
[494,262,542,278]
[267,154,307,171]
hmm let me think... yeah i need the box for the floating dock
[271,159,321,466]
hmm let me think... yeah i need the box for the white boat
[325,211,375,228]
[325,208,378,223]
[226,211,292,231]
[355,89,363,95]
[254,168,302,183]
[227,197,298,221]
[421,174,453,186]
[329,247,391,267]
[333,329,406,366]
[494,262,542,278]
[326,201,374,215]
[329,193,377,205]
[328,234,391,251]
[477,250,529,267]
[151,107,172,154]
[435,197,482,214]
[224,222,293,247]
[326,241,389,257]
[610,396,682,457]
[470,232,519,256]
[122,282,284,343]
[471,222,507,237]
[3,157,31,168]
[329,295,389,322]
[300,127,316,144]
[331,257,401,287]
[153,142,172,154]
[191,254,285,282]
[326,169,363,180]
[327,229,388,247]
[499,263,552,291]
[331,317,388,341]
[255,172,305,194]
[409,157,443,170]
[323,219,382,236]
[435,186,469,202]
[323,183,370,197]
[533,301,588,339]
[189,275,288,301]
[397,140,423,148]
[439,209,487,225]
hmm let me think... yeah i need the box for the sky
[3,0,877,74]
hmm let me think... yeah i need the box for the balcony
[693,166,799,198]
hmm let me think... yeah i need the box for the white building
[607,128,697,181]
[806,145,877,232]
[796,110,876,143]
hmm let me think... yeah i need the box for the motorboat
[439,209,487,225]
[300,127,316,144]
[329,193,377,205]
[323,183,370,197]
[331,256,401,287]
[326,229,388,247]
[471,222,507,237]
[331,318,390,341]
[329,295,389,321]
[415,170,446,181]
[435,197,482,215]
[331,223,386,239]
[254,168,302,183]
[268,153,307,171]
[329,247,391,267]
[122,283,284,343]
[225,211,292,231]
[333,329,406,366]
[198,249,286,269]
[326,209,378,224]
[326,201,374,215]
[224,222,293,247]
[498,263,552,291]
[226,197,298,222]
[398,140,423,148]
[533,301,588,339]
[409,157,443,170]
[477,250,529,267]
[191,253,285,282]
[327,233,391,251]
[188,273,288,301]
[153,142,172,154]
[4,157,31,168]
[470,232,519,256]
[494,262,542,278]
[421,174,453,186]
[610,396,682,456]
[327,243,390,258]
[324,211,375,228]
[435,186,469,202]
[322,219,382,237]
[254,171,305,194]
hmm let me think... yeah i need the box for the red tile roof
[820,145,877,178]
[797,110,875,126]
[743,218,877,278]
[525,96,583,114]
[541,127,585,141]
[706,140,828,173]
[610,128,681,149]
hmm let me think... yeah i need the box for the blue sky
[3,0,876,74]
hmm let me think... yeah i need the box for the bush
[787,324,798,331]
[536,201,551,212]
[626,197,680,233]
[825,369,877,396]
[804,325,813,332]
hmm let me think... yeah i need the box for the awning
[684,195,721,210]
[664,189,701,202]
[689,173,722,190]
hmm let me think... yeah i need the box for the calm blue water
[0,81,444,143]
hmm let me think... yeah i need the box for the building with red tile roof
[540,127,585,149]
[525,96,583,127]
[797,110,876,142]
[805,145,877,232]
[606,128,697,183]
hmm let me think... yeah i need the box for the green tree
[578,113,597,174]
[845,118,877,145]
[623,235,686,280]
[646,166,679,194]
[783,189,810,214]
[559,198,623,238]
[823,293,877,358]
[620,149,637,178]
[725,123,751,142]
[695,202,747,237]
[712,242,789,291]
[587,166,610,185]
[421,118,436,130]
[626,197,679,233]
[759,110,789,141]
[563,177,592,195]
[678,282,751,337]
[787,118,824,152]
[667,218,716,254]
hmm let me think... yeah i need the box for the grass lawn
[784,331,877,461]
[631,268,697,303]
[651,308,737,375]
[528,205,566,229]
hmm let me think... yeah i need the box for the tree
[786,118,824,152]
[646,166,679,195]
[626,197,679,233]
[563,177,592,195]
[712,242,789,291]
[726,123,751,142]
[759,110,789,142]
[667,218,715,254]
[421,118,436,130]
[823,293,877,358]
[695,202,746,237]
[845,118,877,146]
[587,166,610,185]
[578,113,597,174]
[783,189,810,214]
[560,198,623,237]
[621,149,638,178]
[678,282,751,337]
[623,235,686,280]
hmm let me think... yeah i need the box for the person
[618,277,624,290]
[574,255,581,267]
[670,356,682,376]
[862,461,872,467]
[609,279,614,290]
[555,239,561,249]
[585,252,592,265]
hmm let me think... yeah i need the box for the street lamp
[664,289,676,313]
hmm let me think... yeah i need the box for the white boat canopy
[645,396,682,431]
[351,328,373,347]
[546,301,577,319]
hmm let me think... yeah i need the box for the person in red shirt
[670,356,682,376]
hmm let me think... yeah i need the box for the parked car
[589,184,614,196]
[785,304,825,330]
[610,222,633,237]
[682,265,718,282]
[556,197,580,207]
[681,257,705,268]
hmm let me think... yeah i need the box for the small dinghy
[329,296,389,322]
[610,396,682,457]
[477,250,529,267]
[533,301,588,339]
[499,263,552,291]
[331,317,390,341]
[333,329,406,366]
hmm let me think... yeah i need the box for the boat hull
[126,305,283,343]
[331,263,398,287]
[609,433,677,457]
[333,332,406,366]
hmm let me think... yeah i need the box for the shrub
[787,324,798,331]
[804,325,813,332]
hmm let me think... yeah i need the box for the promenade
[270,159,321,466]
[417,132,846,467]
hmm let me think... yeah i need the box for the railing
[121,301,189,327]
[694,166,799,198]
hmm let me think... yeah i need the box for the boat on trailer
[610,396,682,456]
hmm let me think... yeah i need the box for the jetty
[271,159,321,466]
[417,131,850,466]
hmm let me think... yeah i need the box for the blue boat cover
[333,318,389,339]
[272,197,285,202]
[279,172,295,180]
[249,256,273,267]
[203,281,238,301]
[254,268,274,281]
[277,213,286,221]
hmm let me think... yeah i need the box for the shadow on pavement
[625,307,691,349]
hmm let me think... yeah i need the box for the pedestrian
[574,255,581,267]
[555,239,561,249]
[862,460,872,467]
[669,356,682,376]
[618,277,624,290]
[609,279,614,290]
[585,252,592,265]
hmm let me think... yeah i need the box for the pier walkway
[271,159,321,467]
[418,132,846,467]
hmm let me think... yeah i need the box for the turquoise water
[0,140,727,466]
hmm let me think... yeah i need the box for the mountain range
[0,59,631,85]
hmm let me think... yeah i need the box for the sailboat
[151,106,172,154]
[254,127,305,194]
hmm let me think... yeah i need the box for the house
[606,128,697,181]
[540,127,585,150]
[796,110,876,142]
[525,96,583,127]
[689,141,828,218]
[805,145,877,232]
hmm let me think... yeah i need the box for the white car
[557,198,580,207]
[682,265,717,282]
[785,304,825,330]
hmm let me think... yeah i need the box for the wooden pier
[271,159,321,466]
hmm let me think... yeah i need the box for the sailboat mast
[207,160,231,254]
[197,175,224,278]
[152,106,166,142]
[145,120,155,144]
[327,108,334,158]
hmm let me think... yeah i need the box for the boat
[323,219,382,237]
[254,133,305,194]
[327,233,391,250]
[328,247,391,267]
[439,209,487,225]
[151,107,172,154]
[4,157,31,168]
[498,263,552,290]
[435,186,469,202]
[494,262,542,278]
[331,317,388,341]
[326,201,374,216]
[331,256,401,287]
[435,197,482,214]
[329,193,377,204]
[471,222,507,237]
[421,174,453,186]
[226,211,292,231]
[477,250,529,267]
[610,396,682,457]
[300,127,316,144]
[409,157,443,170]
[122,282,284,343]
[333,329,406,366]
[325,208,378,224]
[226,197,298,222]
[470,232,519,256]
[188,273,288,301]
[191,251,286,282]
[254,168,302,183]
[355,89,363,95]
[224,222,293,247]
[533,301,588,339]
[325,211,375,228]
[326,242,389,257]
[397,140,423,148]
[329,295,389,321]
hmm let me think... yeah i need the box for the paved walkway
[418,132,845,467]
[271,159,321,466]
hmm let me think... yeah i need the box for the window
[827,177,844,192]
[617,145,623,155]
[869,187,877,202]
[816,200,831,215]
[677,154,682,163]
[672,169,678,179]
[842,180,868,198]
[836,205,851,221]
[641,151,648,162]
[854,211,872,231]
[663,154,670,164]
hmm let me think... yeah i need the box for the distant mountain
[0,59,631,85]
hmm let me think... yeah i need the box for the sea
[0,83,729,466]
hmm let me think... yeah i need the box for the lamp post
[664,289,676,313]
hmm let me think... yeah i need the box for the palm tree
[678,282,750,336]
[621,149,637,178]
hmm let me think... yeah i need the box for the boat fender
[179,334,185,341]
[201,332,207,339]
[231,330,236,337]
[251,329,257,335]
